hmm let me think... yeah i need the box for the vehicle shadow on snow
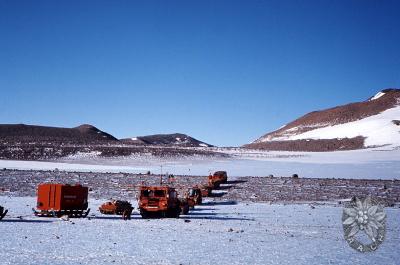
[184,216,254,221]
[2,219,54,223]
[208,193,228,198]
[92,216,125,220]
[201,201,237,206]
[226,180,247,185]
[190,207,215,211]
[214,185,234,190]
[93,215,147,220]
[186,212,217,216]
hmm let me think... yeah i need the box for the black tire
[140,209,150,219]
[167,207,180,218]
[0,209,7,220]
[181,205,189,215]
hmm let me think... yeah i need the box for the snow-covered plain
[0,147,399,179]
[0,159,147,173]
[1,196,399,265]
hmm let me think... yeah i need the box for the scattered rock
[60,215,69,221]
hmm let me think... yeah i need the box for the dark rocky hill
[0,123,118,144]
[121,133,213,147]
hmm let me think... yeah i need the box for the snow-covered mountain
[121,133,213,147]
[245,89,400,151]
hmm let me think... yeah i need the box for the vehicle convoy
[33,183,90,218]
[185,187,202,207]
[0,205,7,220]
[208,171,228,188]
[138,186,181,218]
[99,200,133,219]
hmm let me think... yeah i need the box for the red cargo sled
[33,183,90,218]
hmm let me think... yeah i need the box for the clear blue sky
[0,0,399,146]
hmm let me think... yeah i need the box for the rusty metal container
[33,183,90,218]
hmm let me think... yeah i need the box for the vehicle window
[141,190,150,197]
[154,190,165,197]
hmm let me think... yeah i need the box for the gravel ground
[0,170,399,206]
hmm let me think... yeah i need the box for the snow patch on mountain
[370,91,385,101]
[259,122,333,142]
[278,105,400,147]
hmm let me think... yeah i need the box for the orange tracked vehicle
[200,184,213,197]
[138,186,181,218]
[99,200,133,216]
[0,206,7,220]
[208,171,228,188]
[33,183,90,218]
[179,198,190,215]
[185,187,202,207]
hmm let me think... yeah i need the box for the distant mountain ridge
[121,133,213,147]
[0,124,216,160]
[0,124,213,147]
[245,88,400,151]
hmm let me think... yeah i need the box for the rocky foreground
[0,169,399,206]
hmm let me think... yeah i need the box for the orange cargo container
[33,183,90,218]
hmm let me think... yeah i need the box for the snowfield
[0,159,147,173]
[0,147,399,179]
[265,105,400,148]
[0,196,399,265]
[370,91,386,101]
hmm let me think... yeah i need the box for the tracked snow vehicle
[99,200,133,215]
[185,187,202,207]
[138,186,181,218]
[179,198,190,215]
[208,171,228,188]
